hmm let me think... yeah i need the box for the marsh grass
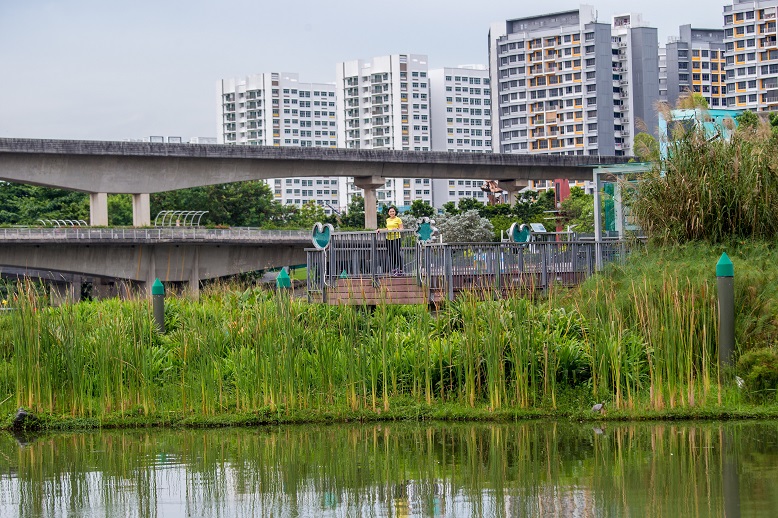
[1,242,775,418]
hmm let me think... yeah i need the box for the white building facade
[217,72,342,212]
[723,0,778,112]
[336,54,434,208]
[429,65,495,206]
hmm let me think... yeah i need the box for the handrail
[0,227,310,242]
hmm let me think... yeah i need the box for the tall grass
[1,242,774,418]
[632,120,778,244]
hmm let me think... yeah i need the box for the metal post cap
[276,269,292,289]
[151,278,165,295]
[716,252,734,277]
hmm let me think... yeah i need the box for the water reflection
[1,421,777,517]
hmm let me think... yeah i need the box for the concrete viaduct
[0,138,630,229]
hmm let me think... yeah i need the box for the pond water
[1,421,776,517]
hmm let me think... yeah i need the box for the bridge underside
[0,243,305,298]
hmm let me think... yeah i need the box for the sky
[0,0,724,141]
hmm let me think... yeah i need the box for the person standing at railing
[377,206,403,275]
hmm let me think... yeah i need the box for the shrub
[737,347,778,403]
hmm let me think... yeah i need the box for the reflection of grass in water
[4,422,777,517]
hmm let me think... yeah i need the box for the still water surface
[1,421,777,517]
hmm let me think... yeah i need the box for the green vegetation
[636,111,778,244]
[0,180,341,229]
[2,240,777,429]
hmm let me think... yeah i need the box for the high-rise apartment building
[489,6,659,162]
[723,0,778,111]
[429,65,494,205]
[336,54,433,207]
[663,25,727,108]
[217,72,342,212]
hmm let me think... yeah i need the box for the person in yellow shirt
[379,206,404,275]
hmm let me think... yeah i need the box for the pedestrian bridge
[0,227,310,298]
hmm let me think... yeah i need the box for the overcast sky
[1,1,724,141]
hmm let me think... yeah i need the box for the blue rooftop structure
[658,108,744,158]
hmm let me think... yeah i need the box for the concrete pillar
[189,247,200,299]
[89,193,108,226]
[593,170,603,271]
[497,179,528,205]
[132,193,151,227]
[92,278,118,300]
[353,176,385,230]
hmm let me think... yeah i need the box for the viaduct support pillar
[89,193,108,226]
[132,193,151,227]
[497,179,529,205]
[50,275,83,306]
[354,175,385,230]
[189,247,200,299]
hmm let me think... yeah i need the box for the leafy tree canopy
[558,186,595,234]
[408,199,435,218]
[0,182,88,225]
[340,195,365,229]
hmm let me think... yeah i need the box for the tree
[151,181,284,227]
[512,190,542,224]
[108,194,133,226]
[735,110,759,131]
[677,91,710,109]
[457,197,485,214]
[559,186,595,233]
[436,210,494,243]
[292,200,327,228]
[340,195,365,229]
[408,199,435,218]
[0,182,89,225]
[441,201,459,215]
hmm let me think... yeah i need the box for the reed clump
[631,117,778,244]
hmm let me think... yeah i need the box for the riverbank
[4,397,778,432]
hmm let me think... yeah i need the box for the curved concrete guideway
[0,138,632,227]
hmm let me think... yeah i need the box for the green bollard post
[152,278,165,334]
[716,253,735,369]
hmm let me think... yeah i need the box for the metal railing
[330,229,419,279]
[307,236,639,301]
[0,227,309,243]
